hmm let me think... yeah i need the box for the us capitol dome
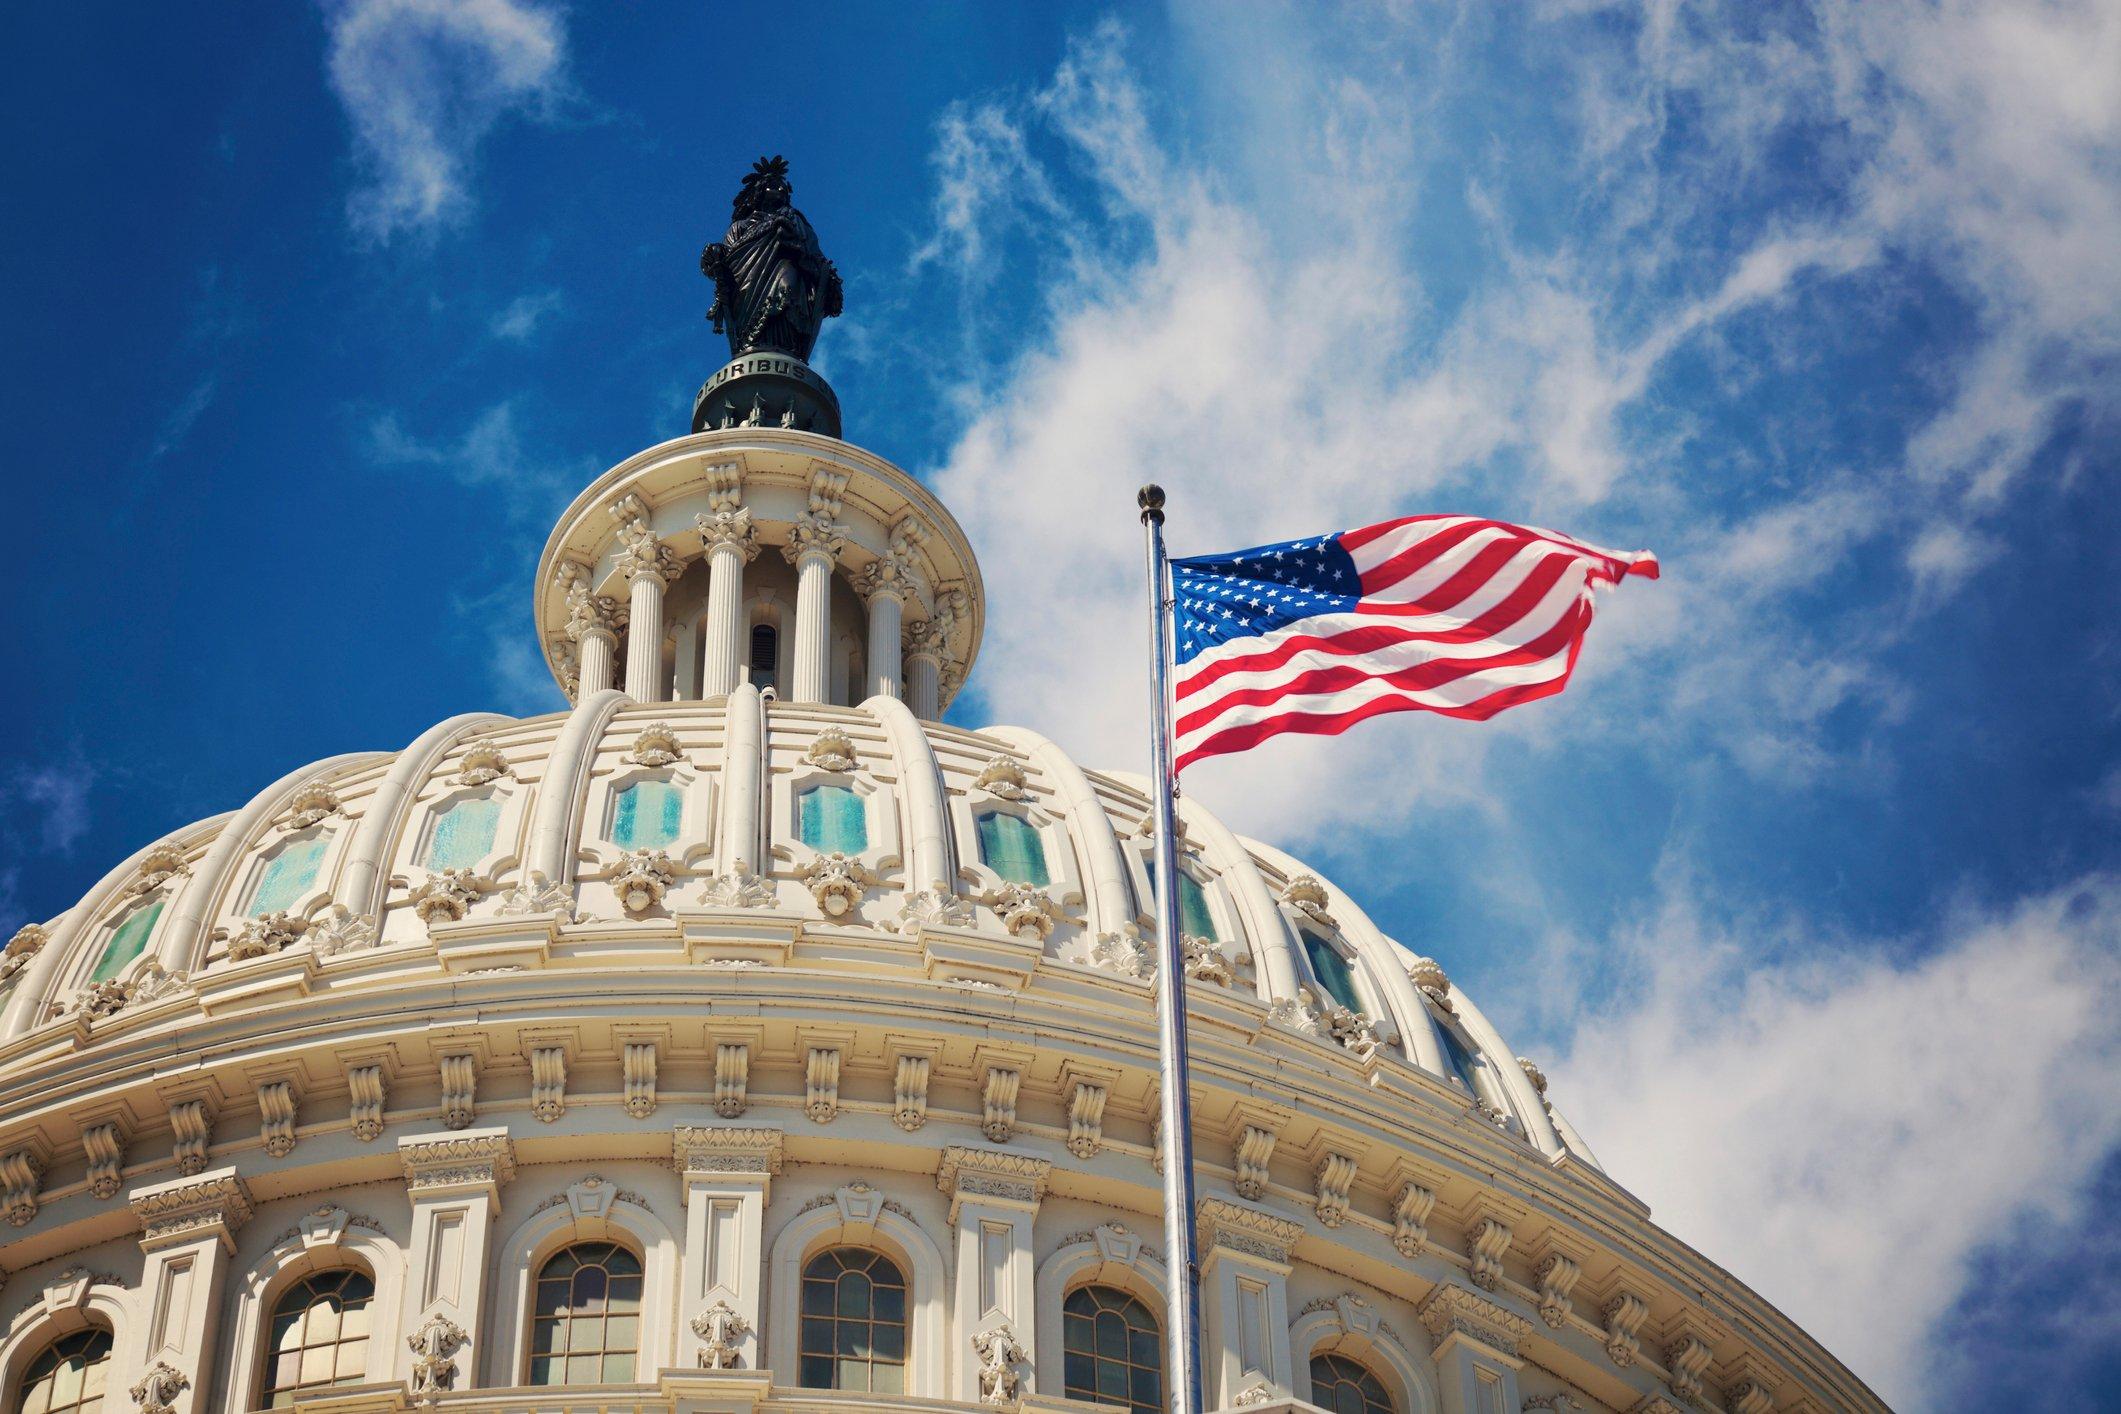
[0,158,1882,1414]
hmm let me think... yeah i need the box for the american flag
[1169,515,1658,772]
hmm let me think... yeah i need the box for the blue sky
[3,2,2117,1406]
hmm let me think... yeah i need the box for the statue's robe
[720,206,836,359]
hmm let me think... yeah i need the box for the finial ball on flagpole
[1138,484,1166,524]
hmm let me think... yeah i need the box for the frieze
[129,1169,254,1244]
[1417,1283,1534,1358]
[1196,1196,1305,1265]
[673,1125,785,1177]
[399,1131,516,1190]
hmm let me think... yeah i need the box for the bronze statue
[701,156,842,362]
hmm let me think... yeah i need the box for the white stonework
[0,423,1884,1414]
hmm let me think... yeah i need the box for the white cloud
[489,288,563,341]
[323,0,567,241]
[1553,874,2121,1407]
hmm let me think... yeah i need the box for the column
[905,620,944,720]
[126,1168,253,1414]
[624,551,674,703]
[1416,1284,1531,1414]
[782,513,843,704]
[672,617,701,700]
[937,1146,1050,1401]
[673,1126,783,1369]
[697,507,760,697]
[567,592,620,697]
[397,1128,516,1392]
[1196,1197,1303,1406]
[858,562,908,701]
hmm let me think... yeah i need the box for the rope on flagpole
[1139,484,1206,1414]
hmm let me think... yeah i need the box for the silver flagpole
[1138,484,1206,1414]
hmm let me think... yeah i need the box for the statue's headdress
[734,155,792,218]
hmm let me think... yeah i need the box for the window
[1310,1352,1394,1414]
[611,780,683,850]
[529,1242,642,1385]
[1143,861,1217,940]
[17,1329,112,1414]
[88,900,163,985]
[422,796,501,871]
[1437,1020,1505,1113]
[260,1269,374,1405]
[749,624,778,692]
[975,811,1049,887]
[249,836,330,916]
[1302,932,1363,1015]
[799,1248,908,1393]
[799,785,868,854]
[1063,1286,1163,1414]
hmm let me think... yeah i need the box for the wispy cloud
[489,287,563,341]
[1553,873,2121,1406]
[323,0,568,242]
[0,743,98,932]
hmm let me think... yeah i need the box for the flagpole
[1139,484,1206,1414]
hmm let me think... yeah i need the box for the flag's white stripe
[1337,515,1486,569]
[1175,651,1573,755]
[1351,524,1517,601]
[1177,565,1587,692]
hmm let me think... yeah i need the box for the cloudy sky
[4,1,2118,1406]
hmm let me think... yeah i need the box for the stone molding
[673,1125,785,1178]
[398,1128,516,1193]
[1417,1281,1534,1358]
[936,1145,1050,1212]
[1197,1196,1305,1266]
[128,1167,253,1250]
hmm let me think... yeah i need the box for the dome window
[1301,932,1364,1016]
[259,1268,374,1404]
[611,780,683,851]
[1309,1351,1394,1413]
[528,1241,643,1385]
[1062,1285,1163,1413]
[749,624,779,692]
[799,1247,908,1393]
[1144,861,1218,942]
[248,836,330,917]
[16,1328,113,1414]
[88,899,164,985]
[799,785,868,854]
[422,797,501,871]
[976,811,1049,887]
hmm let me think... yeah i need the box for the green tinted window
[249,836,329,916]
[1302,932,1363,1014]
[422,797,501,870]
[90,900,163,984]
[1144,862,1217,940]
[612,780,683,850]
[799,785,868,854]
[976,812,1048,887]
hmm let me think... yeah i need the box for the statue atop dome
[692,156,845,437]
[702,156,842,361]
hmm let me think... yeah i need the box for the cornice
[128,1167,253,1250]
[673,1124,785,1177]
[935,1145,1051,1212]
[1197,1195,1307,1266]
[398,1127,516,1193]
[1417,1281,1535,1359]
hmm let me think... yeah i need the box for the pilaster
[673,1126,784,1371]
[1196,1196,1304,1405]
[1417,1282,1533,1414]
[937,1145,1050,1399]
[125,1167,254,1414]
[396,1127,516,1391]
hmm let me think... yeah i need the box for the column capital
[904,616,946,663]
[854,553,918,605]
[1196,1195,1305,1268]
[129,1167,253,1252]
[1416,1282,1534,1361]
[781,512,845,568]
[673,1125,784,1186]
[398,1127,517,1199]
[566,588,622,645]
[936,1145,1050,1217]
[621,535,684,585]
[696,507,761,563]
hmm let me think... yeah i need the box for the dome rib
[716,683,764,875]
[1448,985,1564,1156]
[527,688,630,883]
[159,751,387,973]
[1178,795,1304,1006]
[342,712,512,917]
[989,725,1133,939]
[864,693,955,895]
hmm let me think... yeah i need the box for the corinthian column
[855,558,912,701]
[781,513,843,703]
[697,506,760,697]
[567,593,620,697]
[904,618,945,720]
[619,530,680,703]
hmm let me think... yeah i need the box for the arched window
[528,1242,642,1386]
[260,1268,374,1405]
[1436,1018,1509,1115]
[1143,860,1218,940]
[17,1329,113,1414]
[1310,1352,1394,1414]
[975,811,1049,887]
[1062,1285,1163,1414]
[749,624,779,693]
[422,796,501,871]
[611,779,683,850]
[249,836,330,916]
[1302,932,1364,1015]
[88,900,163,984]
[799,1248,908,1393]
[799,785,868,854]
